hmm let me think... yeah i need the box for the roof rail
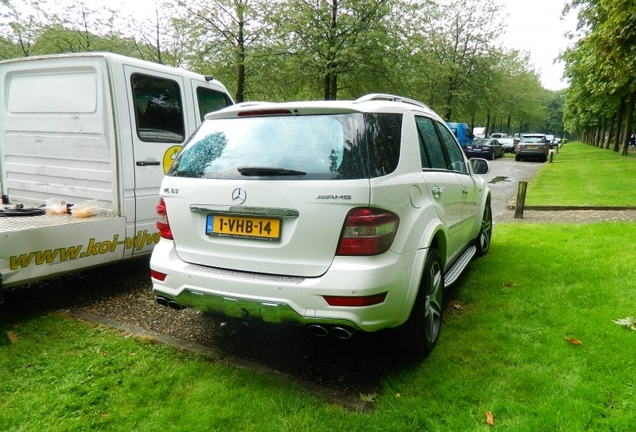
[355,93,432,111]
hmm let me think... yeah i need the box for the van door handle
[136,161,161,166]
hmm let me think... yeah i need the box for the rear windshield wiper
[237,167,307,176]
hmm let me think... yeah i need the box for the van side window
[196,87,231,121]
[437,122,468,174]
[132,74,185,143]
[415,116,447,170]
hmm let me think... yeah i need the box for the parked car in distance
[490,132,507,139]
[515,133,549,162]
[464,138,504,160]
[498,137,516,153]
[150,93,493,358]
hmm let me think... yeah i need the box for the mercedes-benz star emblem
[232,187,247,205]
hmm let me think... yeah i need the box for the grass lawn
[526,142,636,206]
[1,142,635,431]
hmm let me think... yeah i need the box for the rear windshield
[520,135,546,143]
[168,113,402,180]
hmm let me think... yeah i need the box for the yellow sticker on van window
[163,146,182,174]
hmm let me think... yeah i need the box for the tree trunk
[607,115,615,149]
[621,90,636,156]
[614,97,625,152]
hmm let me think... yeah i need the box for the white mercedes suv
[150,94,492,356]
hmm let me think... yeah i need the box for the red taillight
[156,198,173,240]
[336,208,399,256]
[323,292,388,307]
[150,269,167,281]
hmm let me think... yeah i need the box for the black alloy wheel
[399,249,444,357]
[476,199,492,257]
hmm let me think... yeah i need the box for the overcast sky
[500,0,578,90]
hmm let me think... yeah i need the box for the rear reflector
[336,208,399,256]
[150,269,167,281]
[323,292,388,307]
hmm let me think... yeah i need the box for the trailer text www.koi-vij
[7,231,160,270]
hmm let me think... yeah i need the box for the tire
[490,152,495,160]
[515,154,521,161]
[399,249,444,357]
[475,199,492,257]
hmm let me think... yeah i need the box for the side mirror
[470,158,489,175]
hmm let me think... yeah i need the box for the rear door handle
[136,161,161,166]
[431,186,443,199]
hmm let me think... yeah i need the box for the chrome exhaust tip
[307,324,329,337]
[167,300,183,310]
[331,326,354,339]
[156,296,169,307]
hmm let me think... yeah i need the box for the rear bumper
[516,149,547,159]
[150,239,419,332]
[465,151,493,158]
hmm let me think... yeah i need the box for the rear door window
[196,87,232,121]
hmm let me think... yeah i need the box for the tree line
[1,0,565,137]
[562,0,635,154]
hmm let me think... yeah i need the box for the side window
[437,122,468,174]
[415,116,447,170]
[196,87,232,121]
[132,73,185,143]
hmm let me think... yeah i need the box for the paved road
[480,156,544,222]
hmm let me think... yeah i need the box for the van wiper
[237,167,307,176]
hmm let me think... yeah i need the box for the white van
[0,52,233,301]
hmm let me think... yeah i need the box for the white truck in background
[0,52,234,303]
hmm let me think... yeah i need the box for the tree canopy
[0,0,565,136]
[561,0,636,154]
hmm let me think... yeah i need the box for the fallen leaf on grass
[612,317,636,331]
[565,337,582,345]
[12,323,21,329]
[395,393,401,398]
[485,411,495,426]
[452,304,464,310]
[504,282,517,287]
[359,393,377,403]
[6,332,19,343]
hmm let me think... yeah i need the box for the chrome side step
[444,246,476,287]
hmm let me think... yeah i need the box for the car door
[125,66,191,254]
[415,116,464,258]
[436,122,481,245]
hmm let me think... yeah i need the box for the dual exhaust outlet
[307,324,355,340]
[156,296,355,339]
[156,296,183,310]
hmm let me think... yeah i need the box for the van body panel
[0,52,233,293]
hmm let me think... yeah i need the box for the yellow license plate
[528,145,538,149]
[206,214,281,240]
